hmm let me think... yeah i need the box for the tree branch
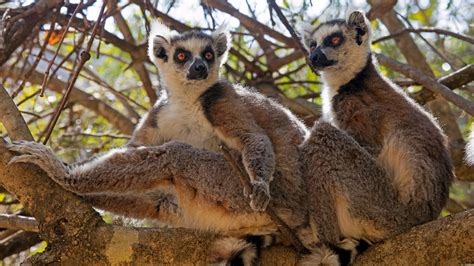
[355,210,474,265]
[376,54,474,116]
[0,214,39,232]
[0,85,34,141]
[0,0,63,66]
[373,27,474,45]
[0,68,135,135]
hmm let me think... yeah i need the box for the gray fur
[299,10,454,262]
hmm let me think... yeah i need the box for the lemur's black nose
[187,58,209,80]
[194,62,206,72]
[310,52,320,63]
[309,47,337,68]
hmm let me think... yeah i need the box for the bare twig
[42,0,108,144]
[0,214,39,232]
[266,0,319,75]
[0,68,135,135]
[373,28,474,45]
[14,9,59,98]
[40,2,83,97]
[220,144,310,255]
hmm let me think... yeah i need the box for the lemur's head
[148,21,230,90]
[299,11,371,76]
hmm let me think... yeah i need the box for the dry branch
[0,85,33,141]
[414,64,474,104]
[0,68,135,135]
[0,0,62,66]
[0,231,42,260]
[376,54,474,116]
[42,0,109,144]
[373,27,474,45]
[0,214,39,232]
[355,210,474,265]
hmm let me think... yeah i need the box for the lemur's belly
[157,103,221,152]
[174,184,276,235]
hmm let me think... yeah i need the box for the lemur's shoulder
[199,80,255,124]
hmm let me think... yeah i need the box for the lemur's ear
[212,24,231,58]
[148,20,172,62]
[297,22,314,50]
[346,10,371,45]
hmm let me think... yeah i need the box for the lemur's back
[332,58,453,222]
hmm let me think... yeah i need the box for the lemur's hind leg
[83,192,182,225]
[300,122,402,264]
[7,140,250,210]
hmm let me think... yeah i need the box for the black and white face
[300,11,372,73]
[148,22,230,89]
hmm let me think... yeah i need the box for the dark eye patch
[173,48,192,64]
[201,46,215,63]
[323,32,344,48]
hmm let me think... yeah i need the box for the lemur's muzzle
[309,47,336,68]
[187,58,209,80]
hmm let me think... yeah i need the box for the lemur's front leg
[202,86,276,211]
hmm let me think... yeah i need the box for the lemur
[8,22,317,264]
[297,10,454,262]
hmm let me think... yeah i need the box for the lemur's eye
[331,36,342,46]
[177,52,187,61]
[204,52,214,61]
[309,42,317,52]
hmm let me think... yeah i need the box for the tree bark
[355,210,474,265]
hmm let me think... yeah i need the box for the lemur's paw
[7,141,68,179]
[249,180,270,211]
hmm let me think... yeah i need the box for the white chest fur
[321,85,339,127]
[156,99,221,152]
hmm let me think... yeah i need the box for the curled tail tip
[208,237,257,266]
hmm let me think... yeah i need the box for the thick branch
[0,85,34,141]
[355,210,474,265]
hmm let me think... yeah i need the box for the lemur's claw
[249,180,270,211]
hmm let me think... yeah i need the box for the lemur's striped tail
[208,235,277,266]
